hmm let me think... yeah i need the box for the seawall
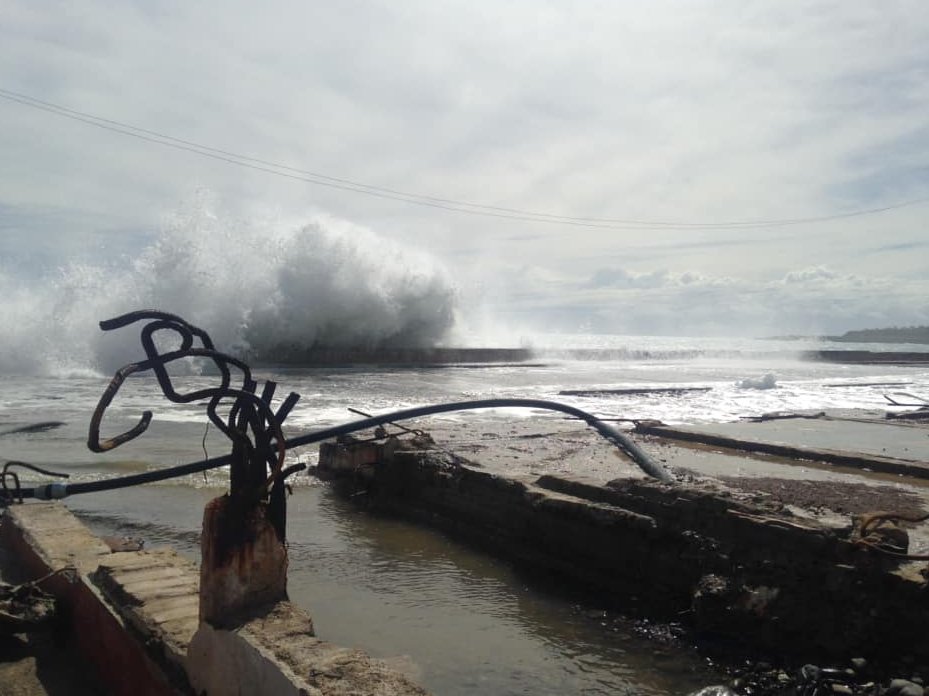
[317,428,929,664]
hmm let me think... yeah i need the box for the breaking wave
[0,201,458,376]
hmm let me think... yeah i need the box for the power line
[2,86,927,231]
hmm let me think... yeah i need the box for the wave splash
[0,202,458,376]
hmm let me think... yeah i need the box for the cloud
[1,0,928,332]
[486,262,929,337]
[782,266,838,284]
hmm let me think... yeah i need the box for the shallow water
[68,482,724,696]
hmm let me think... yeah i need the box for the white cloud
[483,261,929,336]
[1,1,928,339]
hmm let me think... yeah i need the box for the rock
[887,678,925,696]
[799,664,822,683]
[830,685,852,695]
[686,687,737,696]
[102,535,145,552]
[850,657,867,672]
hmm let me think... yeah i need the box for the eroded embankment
[317,430,929,670]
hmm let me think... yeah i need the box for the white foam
[0,199,458,376]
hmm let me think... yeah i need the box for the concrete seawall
[317,421,929,665]
[255,347,536,367]
[808,350,929,364]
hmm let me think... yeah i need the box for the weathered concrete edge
[634,422,929,479]
[92,550,201,689]
[188,601,430,696]
[1,503,430,696]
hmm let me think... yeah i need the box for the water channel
[70,480,727,695]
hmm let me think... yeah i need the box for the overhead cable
[2,87,927,231]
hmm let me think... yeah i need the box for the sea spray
[0,201,458,376]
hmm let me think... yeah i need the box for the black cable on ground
[21,398,671,500]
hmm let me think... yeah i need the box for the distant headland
[767,326,929,344]
[809,325,929,365]
[828,326,929,344]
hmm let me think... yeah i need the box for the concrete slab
[93,549,200,685]
[636,414,929,479]
[1,503,112,574]
[654,416,929,462]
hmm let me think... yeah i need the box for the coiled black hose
[21,398,671,500]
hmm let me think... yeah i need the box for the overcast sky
[1,1,928,338]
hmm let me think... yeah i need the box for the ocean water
[3,333,928,477]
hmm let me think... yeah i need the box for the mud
[717,477,926,517]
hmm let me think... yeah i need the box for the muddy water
[68,481,726,696]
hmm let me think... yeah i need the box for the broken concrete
[188,602,427,696]
[635,414,929,478]
[0,503,188,695]
[317,414,929,665]
[1,504,430,695]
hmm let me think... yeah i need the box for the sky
[1,0,928,340]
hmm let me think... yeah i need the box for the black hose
[22,398,671,499]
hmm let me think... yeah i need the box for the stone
[887,678,925,696]
[799,664,821,683]
[685,687,737,696]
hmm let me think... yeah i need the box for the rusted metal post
[199,404,290,626]
[86,311,301,627]
[199,495,289,626]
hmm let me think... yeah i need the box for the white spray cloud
[0,199,458,375]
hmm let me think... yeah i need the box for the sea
[2,215,928,694]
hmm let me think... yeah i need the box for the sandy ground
[0,534,102,696]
